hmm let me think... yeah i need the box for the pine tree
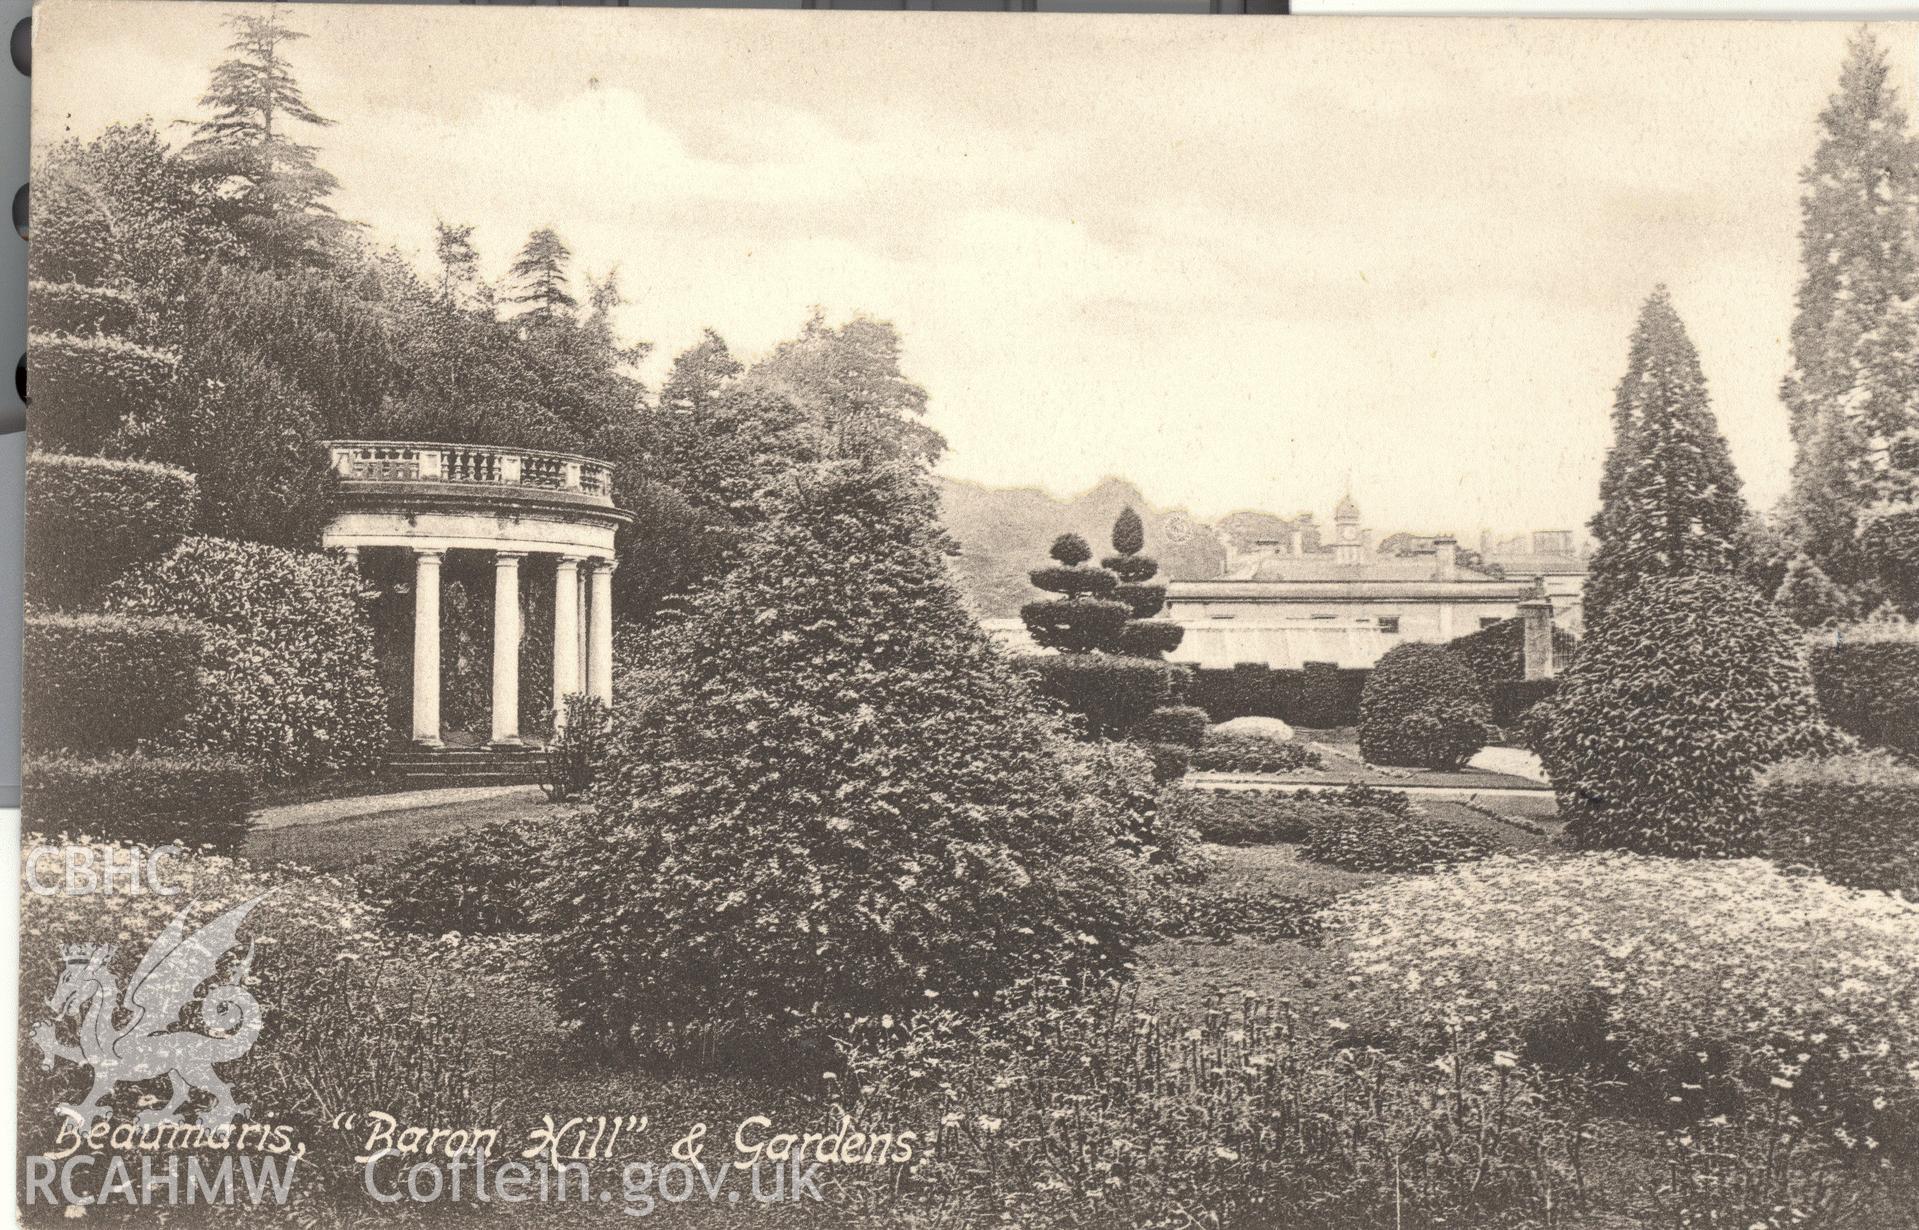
[507,227,578,324]
[1584,287,1749,627]
[184,12,345,269]
[1781,31,1919,615]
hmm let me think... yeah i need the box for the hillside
[939,476,1274,619]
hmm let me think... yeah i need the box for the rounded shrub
[1810,630,1919,759]
[106,538,389,781]
[538,462,1149,1049]
[25,451,197,610]
[23,612,206,754]
[23,751,256,851]
[1536,574,1838,857]
[1758,752,1919,895]
[1327,855,1919,1152]
[1357,643,1490,769]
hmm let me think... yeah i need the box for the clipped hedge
[30,280,142,337]
[1189,730,1322,774]
[22,751,256,851]
[1186,662,1366,726]
[1358,643,1491,770]
[1133,704,1210,749]
[1304,804,1493,873]
[25,451,197,610]
[27,331,178,455]
[107,538,388,781]
[23,612,205,754]
[1025,653,1175,738]
[1758,752,1919,896]
[1446,616,1577,688]
[1810,633,1919,759]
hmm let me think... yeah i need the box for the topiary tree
[24,452,197,611]
[537,460,1148,1049]
[106,538,387,781]
[1021,533,1127,652]
[1536,574,1840,857]
[1357,643,1491,770]
[1104,506,1184,660]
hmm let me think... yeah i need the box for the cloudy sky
[32,4,1914,536]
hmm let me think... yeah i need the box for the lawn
[242,787,573,871]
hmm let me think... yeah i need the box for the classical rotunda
[319,440,632,750]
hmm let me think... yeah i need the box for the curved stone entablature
[318,440,633,749]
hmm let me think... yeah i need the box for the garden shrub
[107,538,388,780]
[1810,629,1919,759]
[1328,854,1919,1153]
[1357,643,1491,769]
[1294,661,1354,727]
[365,818,558,936]
[1182,789,1338,845]
[1131,704,1209,749]
[540,462,1149,1048]
[24,451,196,610]
[540,693,611,802]
[22,751,255,851]
[1445,616,1577,689]
[1757,752,1919,896]
[22,612,205,754]
[1188,729,1322,774]
[1303,803,1492,872]
[27,331,179,455]
[1024,652,1175,737]
[1535,575,1840,857]
[30,280,142,336]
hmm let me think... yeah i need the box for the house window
[1309,613,1337,621]
[1480,617,1501,629]
[1377,616,1400,634]
[1209,613,1236,620]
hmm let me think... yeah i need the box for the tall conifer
[1781,31,1919,615]
[1585,288,1748,627]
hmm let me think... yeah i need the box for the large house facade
[1161,496,1585,670]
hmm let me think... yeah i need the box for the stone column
[553,555,583,729]
[1520,593,1557,681]
[410,548,444,748]
[490,552,525,747]
[588,561,615,705]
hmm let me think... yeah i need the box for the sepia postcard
[17,4,1919,1225]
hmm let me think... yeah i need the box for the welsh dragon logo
[33,896,267,1129]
